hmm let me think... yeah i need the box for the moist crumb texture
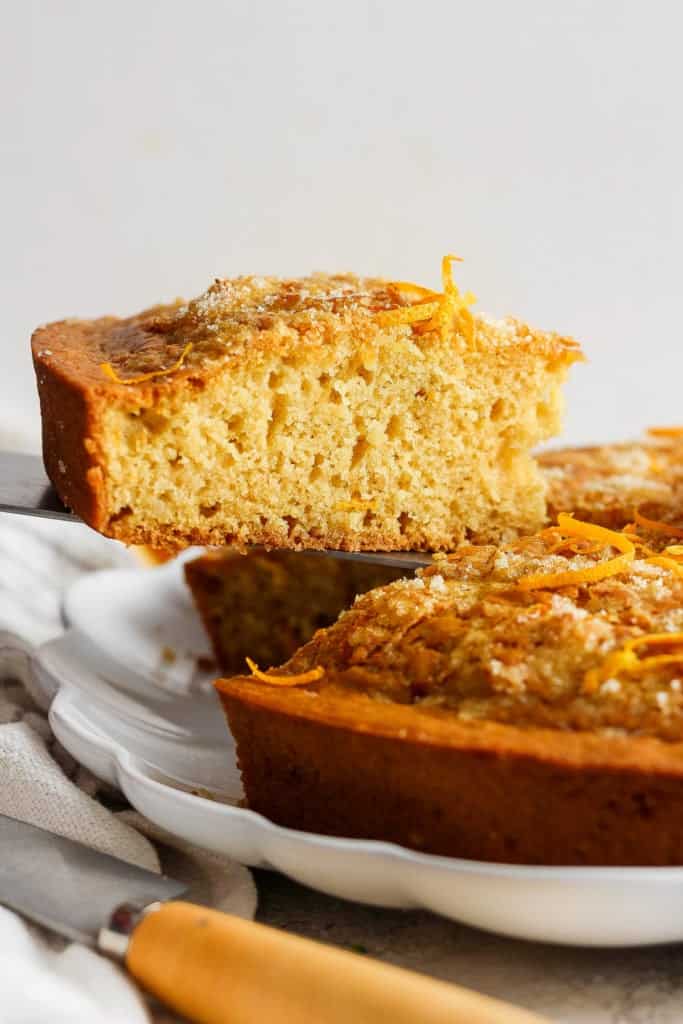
[32,267,581,550]
[218,512,683,865]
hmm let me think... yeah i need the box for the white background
[2,0,681,449]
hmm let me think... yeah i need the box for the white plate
[35,559,683,947]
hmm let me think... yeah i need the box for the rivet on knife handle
[122,900,549,1024]
[98,900,163,961]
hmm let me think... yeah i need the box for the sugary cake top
[540,432,683,530]
[263,514,683,741]
[33,258,582,385]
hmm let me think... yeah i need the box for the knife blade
[0,451,432,569]
[0,812,548,1024]
[0,813,186,944]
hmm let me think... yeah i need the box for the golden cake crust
[32,268,581,551]
[539,432,683,530]
[218,519,683,864]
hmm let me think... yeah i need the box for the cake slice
[32,257,582,551]
[185,550,403,675]
[217,514,683,865]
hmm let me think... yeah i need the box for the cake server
[0,813,547,1024]
[0,450,431,568]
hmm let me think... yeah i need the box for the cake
[186,430,683,676]
[185,550,403,675]
[32,257,582,551]
[539,428,683,529]
[217,514,683,865]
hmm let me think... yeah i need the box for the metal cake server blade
[0,451,432,569]
[0,813,186,945]
[0,451,75,522]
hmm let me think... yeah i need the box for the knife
[0,813,548,1023]
[0,451,430,569]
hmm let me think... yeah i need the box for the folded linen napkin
[0,451,256,1022]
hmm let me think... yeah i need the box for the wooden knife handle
[126,901,547,1024]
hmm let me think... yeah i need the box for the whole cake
[32,257,581,551]
[218,514,683,865]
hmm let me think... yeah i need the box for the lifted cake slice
[32,257,582,550]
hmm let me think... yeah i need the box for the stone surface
[255,869,683,1024]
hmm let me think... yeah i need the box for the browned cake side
[185,550,402,674]
[218,515,683,865]
[32,260,582,551]
[223,685,683,866]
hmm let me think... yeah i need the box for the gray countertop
[255,869,683,1024]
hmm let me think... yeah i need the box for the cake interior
[98,276,577,549]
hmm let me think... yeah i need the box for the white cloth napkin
[0,490,257,1021]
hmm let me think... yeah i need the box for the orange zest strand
[391,282,441,300]
[649,544,683,576]
[647,426,683,438]
[377,254,477,341]
[619,526,657,557]
[375,301,441,326]
[245,657,324,687]
[546,537,603,556]
[518,514,635,591]
[438,253,477,343]
[644,556,683,578]
[584,633,683,693]
[634,508,683,538]
[100,342,193,385]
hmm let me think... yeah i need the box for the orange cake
[32,257,581,551]
[218,514,683,865]
[539,428,683,529]
[187,431,683,677]
[185,550,402,675]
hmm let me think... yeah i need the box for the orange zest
[645,556,683,578]
[377,254,477,342]
[634,508,683,539]
[100,342,193,385]
[647,426,683,438]
[518,514,635,591]
[376,301,441,327]
[245,656,324,687]
[584,633,683,693]
[644,545,683,578]
[391,282,441,300]
[438,253,477,343]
